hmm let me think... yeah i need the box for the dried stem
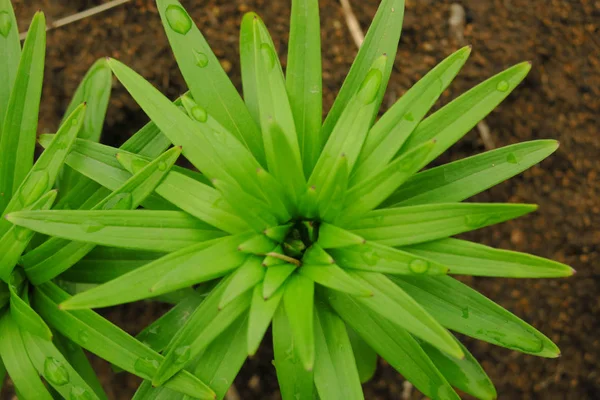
[265,252,302,267]
[339,0,364,48]
[20,0,131,40]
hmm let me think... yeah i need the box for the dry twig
[339,0,364,48]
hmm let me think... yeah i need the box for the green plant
[6,0,573,399]
[0,2,214,399]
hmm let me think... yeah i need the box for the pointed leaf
[33,283,215,399]
[347,327,377,384]
[0,11,45,211]
[390,275,560,357]
[317,222,365,249]
[263,264,296,299]
[156,0,265,164]
[299,264,373,297]
[0,0,21,127]
[347,203,537,247]
[283,273,315,370]
[247,282,284,355]
[219,257,265,309]
[9,278,52,340]
[385,140,559,207]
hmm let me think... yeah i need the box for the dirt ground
[3,0,599,399]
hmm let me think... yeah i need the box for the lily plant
[5,0,572,399]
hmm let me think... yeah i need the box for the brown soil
[3,0,599,399]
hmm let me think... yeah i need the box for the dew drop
[464,214,492,228]
[102,192,133,210]
[213,130,226,143]
[71,118,79,126]
[78,330,90,344]
[193,50,209,68]
[260,43,276,70]
[133,357,160,376]
[360,247,379,266]
[190,105,207,122]
[0,12,12,38]
[81,221,105,233]
[174,345,191,363]
[131,159,148,174]
[358,69,382,105]
[165,5,192,35]
[496,80,509,92]
[506,152,519,164]
[44,357,70,386]
[403,112,414,122]
[19,170,49,206]
[461,306,470,319]
[409,259,429,274]
[69,386,94,400]
[157,161,167,171]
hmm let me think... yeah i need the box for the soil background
[2,0,599,399]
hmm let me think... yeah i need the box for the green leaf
[390,275,560,357]
[299,264,373,297]
[310,55,387,192]
[152,278,252,387]
[0,314,53,400]
[352,46,471,185]
[17,146,181,284]
[272,304,314,400]
[402,237,574,278]
[341,140,435,220]
[385,140,559,207]
[263,264,296,299]
[347,203,537,247]
[351,271,463,359]
[328,290,459,399]
[286,0,322,175]
[313,301,364,400]
[399,62,532,167]
[329,241,448,275]
[33,283,216,399]
[317,222,365,249]
[10,210,225,252]
[190,315,249,400]
[0,0,21,127]
[238,233,277,254]
[59,235,247,309]
[0,358,6,391]
[0,190,56,280]
[283,273,315,370]
[347,327,377,384]
[9,277,52,340]
[58,58,112,194]
[52,332,107,399]
[137,289,206,353]
[419,338,497,400]
[247,282,284,355]
[60,247,163,284]
[0,11,45,212]
[321,0,404,141]
[219,257,265,309]
[21,330,101,399]
[156,0,265,164]
[0,103,86,234]
[317,153,348,222]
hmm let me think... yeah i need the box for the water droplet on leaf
[260,43,276,70]
[102,193,133,210]
[496,80,509,92]
[174,345,191,363]
[19,170,49,206]
[81,221,105,233]
[70,386,93,400]
[358,69,382,105]
[78,330,90,344]
[165,5,192,35]
[190,105,207,122]
[13,227,29,242]
[193,50,209,67]
[157,161,167,171]
[131,159,148,174]
[461,306,470,318]
[506,152,519,164]
[409,259,429,274]
[44,357,69,386]
[0,12,12,38]
[464,214,492,228]
[403,112,414,122]
[134,357,160,376]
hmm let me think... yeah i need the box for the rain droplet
[496,80,509,92]
[461,306,470,318]
[358,69,382,105]
[403,112,414,122]
[260,43,276,70]
[174,345,191,363]
[44,357,70,386]
[360,247,379,266]
[506,152,519,164]
[213,130,226,143]
[464,214,492,228]
[19,170,49,206]
[158,161,168,171]
[131,159,148,174]
[193,50,208,68]
[102,192,133,210]
[81,221,105,233]
[0,12,12,38]
[78,330,90,344]
[13,227,29,242]
[71,118,79,126]
[409,259,429,274]
[133,357,160,376]
[165,4,192,35]
[190,105,207,122]
[69,386,93,400]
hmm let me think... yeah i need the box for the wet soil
[3,0,599,399]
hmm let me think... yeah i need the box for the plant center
[282,220,318,259]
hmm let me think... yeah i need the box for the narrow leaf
[263,264,296,299]
[317,222,365,249]
[299,264,373,297]
[347,327,377,384]
[247,282,284,355]
[283,273,315,370]
[0,0,21,126]
[219,257,265,309]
